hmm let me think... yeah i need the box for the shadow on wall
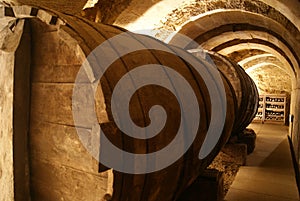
[288,136,300,195]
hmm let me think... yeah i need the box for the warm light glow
[114,0,193,34]
[238,54,274,66]
[245,62,285,73]
[83,0,98,9]
[218,43,294,77]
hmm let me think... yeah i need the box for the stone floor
[225,122,299,201]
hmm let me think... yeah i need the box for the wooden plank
[69,16,149,201]
[31,64,81,83]
[100,122,123,201]
[30,23,83,66]
[30,120,99,173]
[31,83,75,125]
[30,159,109,201]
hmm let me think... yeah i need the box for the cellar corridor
[1,1,300,201]
[225,123,299,201]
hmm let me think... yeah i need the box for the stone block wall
[82,0,131,23]
[0,32,16,201]
[247,66,292,94]
[0,18,31,201]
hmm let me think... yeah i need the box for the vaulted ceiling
[110,0,300,94]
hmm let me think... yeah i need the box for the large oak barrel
[189,49,259,135]
[0,6,236,201]
[1,0,87,14]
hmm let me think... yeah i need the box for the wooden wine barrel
[189,49,259,135]
[1,0,87,14]
[0,6,236,201]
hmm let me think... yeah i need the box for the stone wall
[82,0,131,23]
[247,65,292,94]
[0,29,16,201]
[0,18,32,201]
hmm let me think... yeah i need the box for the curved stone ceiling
[113,0,300,35]
[114,0,191,31]
[258,0,300,31]
[169,10,299,52]
[158,0,300,35]
[111,0,300,93]
[240,55,284,71]
[195,30,297,73]
[167,10,299,82]
[218,43,294,74]
[238,54,275,66]
[227,49,267,62]
[169,9,299,43]
[218,47,293,93]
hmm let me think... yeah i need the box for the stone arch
[240,55,284,71]
[196,30,297,74]
[113,0,300,92]
[113,0,299,38]
[167,10,299,79]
